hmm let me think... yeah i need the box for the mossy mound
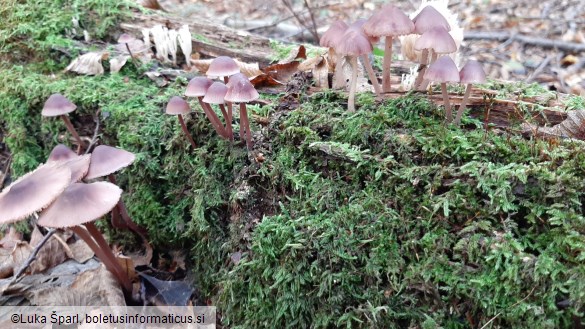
[1,1,585,328]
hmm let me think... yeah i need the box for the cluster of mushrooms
[0,94,144,294]
[166,56,259,150]
[320,3,486,125]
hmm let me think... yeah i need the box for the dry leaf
[68,238,95,263]
[278,45,307,64]
[139,273,193,306]
[139,0,164,11]
[191,58,263,77]
[298,56,329,88]
[0,227,23,249]
[65,52,109,75]
[109,55,130,73]
[27,226,68,274]
[523,110,585,139]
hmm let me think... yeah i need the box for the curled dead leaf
[65,52,109,76]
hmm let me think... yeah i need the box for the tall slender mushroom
[37,182,132,292]
[362,4,414,93]
[335,26,374,112]
[414,26,457,90]
[165,96,197,149]
[225,73,259,150]
[185,77,228,139]
[203,82,233,141]
[42,93,84,154]
[206,57,239,140]
[454,60,486,125]
[319,20,349,89]
[424,56,460,123]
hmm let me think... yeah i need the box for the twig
[464,31,585,52]
[525,55,554,83]
[0,155,12,190]
[479,286,536,329]
[10,228,57,284]
[85,108,101,155]
[280,0,320,42]
[303,0,319,41]
[246,3,335,33]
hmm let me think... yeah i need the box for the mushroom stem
[430,50,438,64]
[218,104,233,141]
[196,96,228,139]
[414,48,429,90]
[454,83,472,125]
[239,103,252,150]
[227,102,234,141]
[441,82,453,122]
[71,225,132,292]
[382,35,393,93]
[419,51,437,91]
[177,114,197,148]
[361,54,381,95]
[347,56,359,112]
[333,54,346,89]
[60,115,84,155]
[124,43,139,69]
[107,174,149,240]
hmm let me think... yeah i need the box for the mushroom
[85,145,147,241]
[46,147,91,184]
[37,182,132,292]
[454,60,486,125]
[225,73,259,150]
[203,82,233,141]
[362,4,414,93]
[319,20,349,89]
[165,96,197,149]
[414,27,457,89]
[0,163,71,225]
[117,33,140,70]
[335,26,374,112]
[206,56,240,84]
[424,56,460,122]
[185,77,228,139]
[42,93,84,154]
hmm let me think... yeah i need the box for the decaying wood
[464,31,585,53]
[120,11,277,65]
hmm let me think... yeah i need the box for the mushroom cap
[0,163,71,224]
[362,4,414,37]
[47,144,77,162]
[85,145,136,180]
[202,82,228,104]
[225,75,259,103]
[459,60,486,84]
[42,93,77,117]
[206,56,240,78]
[319,20,349,48]
[117,33,135,44]
[414,27,457,54]
[185,77,214,98]
[37,182,122,228]
[60,155,92,183]
[335,27,373,57]
[412,6,451,34]
[165,96,191,115]
[424,56,460,83]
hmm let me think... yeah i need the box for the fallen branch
[464,31,585,52]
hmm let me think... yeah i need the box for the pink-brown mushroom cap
[335,28,373,57]
[459,60,486,84]
[85,145,136,180]
[225,76,259,103]
[362,4,414,37]
[0,163,71,224]
[414,27,457,54]
[42,93,77,117]
[319,20,349,48]
[206,56,240,78]
[165,96,191,115]
[37,182,122,228]
[202,82,228,104]
[185,77,214,97]
[117,33,136,44]
[47,144,77,162]
[424,56,460,83]
[412,6,451,34]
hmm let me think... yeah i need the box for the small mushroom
[424,56,460,122]
[414,27,457,90]
[0,163,71,225]
[319,20,349,89]
[335,26,374,112]
[117,33,139,69]
[225,73,259,150]
[362,4,414,93]
[42,94,84,154]
[165,96,197,149]
[203,82,233,141]
[454,60,486,125]
[185,77,228,139]
[206,56,240,84]
[37,182,132,292]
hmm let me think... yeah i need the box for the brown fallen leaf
[109,55,130,73]
[68,238,95,263]
[523,110,585,140]
[0,227,22,250]
[279,45,307,64]
[27,226,68,274]
[65,52,109,76]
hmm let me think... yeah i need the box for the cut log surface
[120,11,277,65]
